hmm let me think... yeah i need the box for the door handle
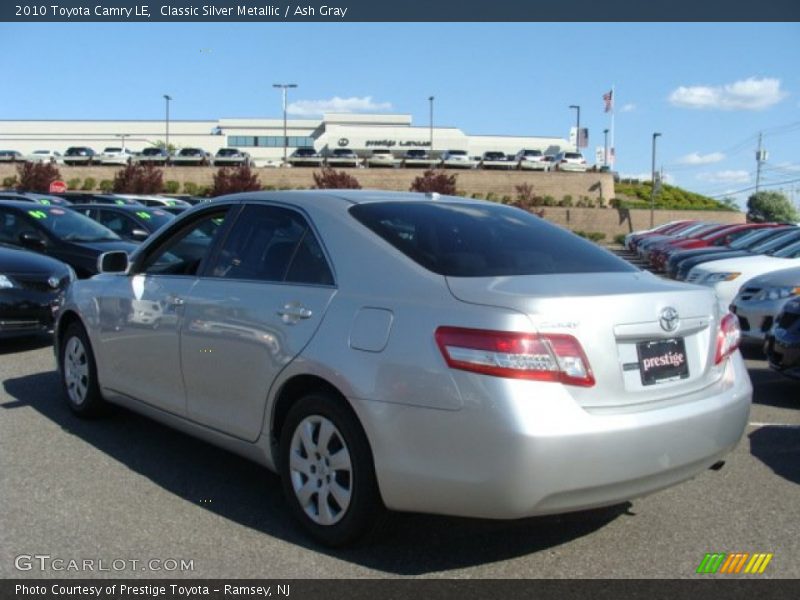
[278,303,313,323]
[166,295,185,306]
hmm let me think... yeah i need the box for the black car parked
[71,204,175,242]
[63,147,96,166]
[0,201,138,277]
[50,193,143,206]
[0,243,73,338]
[0,192,72,206]
[765,297,800,380]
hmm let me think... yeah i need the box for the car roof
[216,189,487,209]
[70,203,168,213]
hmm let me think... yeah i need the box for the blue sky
[1,22,798,207]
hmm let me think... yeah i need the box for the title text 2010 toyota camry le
[54,191,752,546]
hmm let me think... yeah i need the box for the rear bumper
[353,354,751,519]
[731,299,782,341]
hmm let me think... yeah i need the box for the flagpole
[610,84,615,168]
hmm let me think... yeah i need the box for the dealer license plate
[636,338,689,386]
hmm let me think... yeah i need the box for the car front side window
[138,209,230,277]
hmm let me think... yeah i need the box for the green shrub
[486,192,497,202]
[561,194,573,206]
[542,196,556,207]
[99,180,113,193]
[67,178,81,190]
[183,182,198,195]
[262,185,276,191]
[164,180,180,194]
[196,185,211,197]
[588,232,606,242]
[613,233,627,245]
[81,177,96,191]
[501,195,512,204]
[2,176,17,188]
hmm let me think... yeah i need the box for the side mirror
[98,251,129,274]
[131,228,149,242]
[19,231,46,250]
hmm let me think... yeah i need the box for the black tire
[279,392,384,546]
[59,322,107,417]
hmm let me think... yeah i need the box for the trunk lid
[446,271,725,410]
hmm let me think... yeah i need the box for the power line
[709,177,800,198]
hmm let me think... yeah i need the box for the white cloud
[287,96,392,116]
[668,77,787,111]
[697,170,751,184]
[676,152,726,166]
[620,103,636,113]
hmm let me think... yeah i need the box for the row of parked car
[0,146,593,171]
[625,220,800,380]
[0,191,206,339]
[0,147,252,167]
[289,148,591,171]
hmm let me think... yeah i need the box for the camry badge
[659,307,680,332]
[47,276,60,289]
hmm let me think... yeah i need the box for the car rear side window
[208,205,333,285]
[350,201,636,277]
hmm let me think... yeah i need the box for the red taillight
[435,327,595,387]
[715,313,741,365]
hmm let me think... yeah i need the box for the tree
[153,140,177,155]
[312,167,361,189]
[211,165,261,196]
[112,164,164,194]
[746,191,799,223]
[409,169,457,194]
[16,162,61,193]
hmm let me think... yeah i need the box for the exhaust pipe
[709,460,726,471]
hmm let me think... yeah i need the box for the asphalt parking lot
[0,335,798,579]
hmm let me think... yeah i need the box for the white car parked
[553,151,588,172]
[97,147,134,166]
[26,150,62,164]
[687,239,800,310]
[515,149,550,171]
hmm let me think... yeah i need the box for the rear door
[181,203,337,441]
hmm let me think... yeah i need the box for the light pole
[569,105,581,152]
[273,83,298,166]
[163,95,172,153]
[603,128,609,168]
[428,96,434,157]
[650,132,662,228]
[116,134,129,151]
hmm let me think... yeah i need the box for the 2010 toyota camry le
[54,190,752,546]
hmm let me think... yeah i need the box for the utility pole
[273,83,298,166]
[755,133,767,194]
[569,105,581,152]
[650,132,661,228]
[163,95,172,152]
[428,96,434,157]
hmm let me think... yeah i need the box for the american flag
[603,89,613,113]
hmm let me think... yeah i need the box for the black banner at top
[2,0,799,22]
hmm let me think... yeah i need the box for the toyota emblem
[659,307,680,332]
[337,138,349,147]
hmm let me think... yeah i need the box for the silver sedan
[54,191,752,546]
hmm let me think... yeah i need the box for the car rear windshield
[217,149,238,156]
[350,201,636,277]
[563,153,583,159]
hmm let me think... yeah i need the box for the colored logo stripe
[697,553,773,574]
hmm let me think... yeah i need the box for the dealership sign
[365,140,431,147]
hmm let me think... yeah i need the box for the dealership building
[0,114,572,165]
